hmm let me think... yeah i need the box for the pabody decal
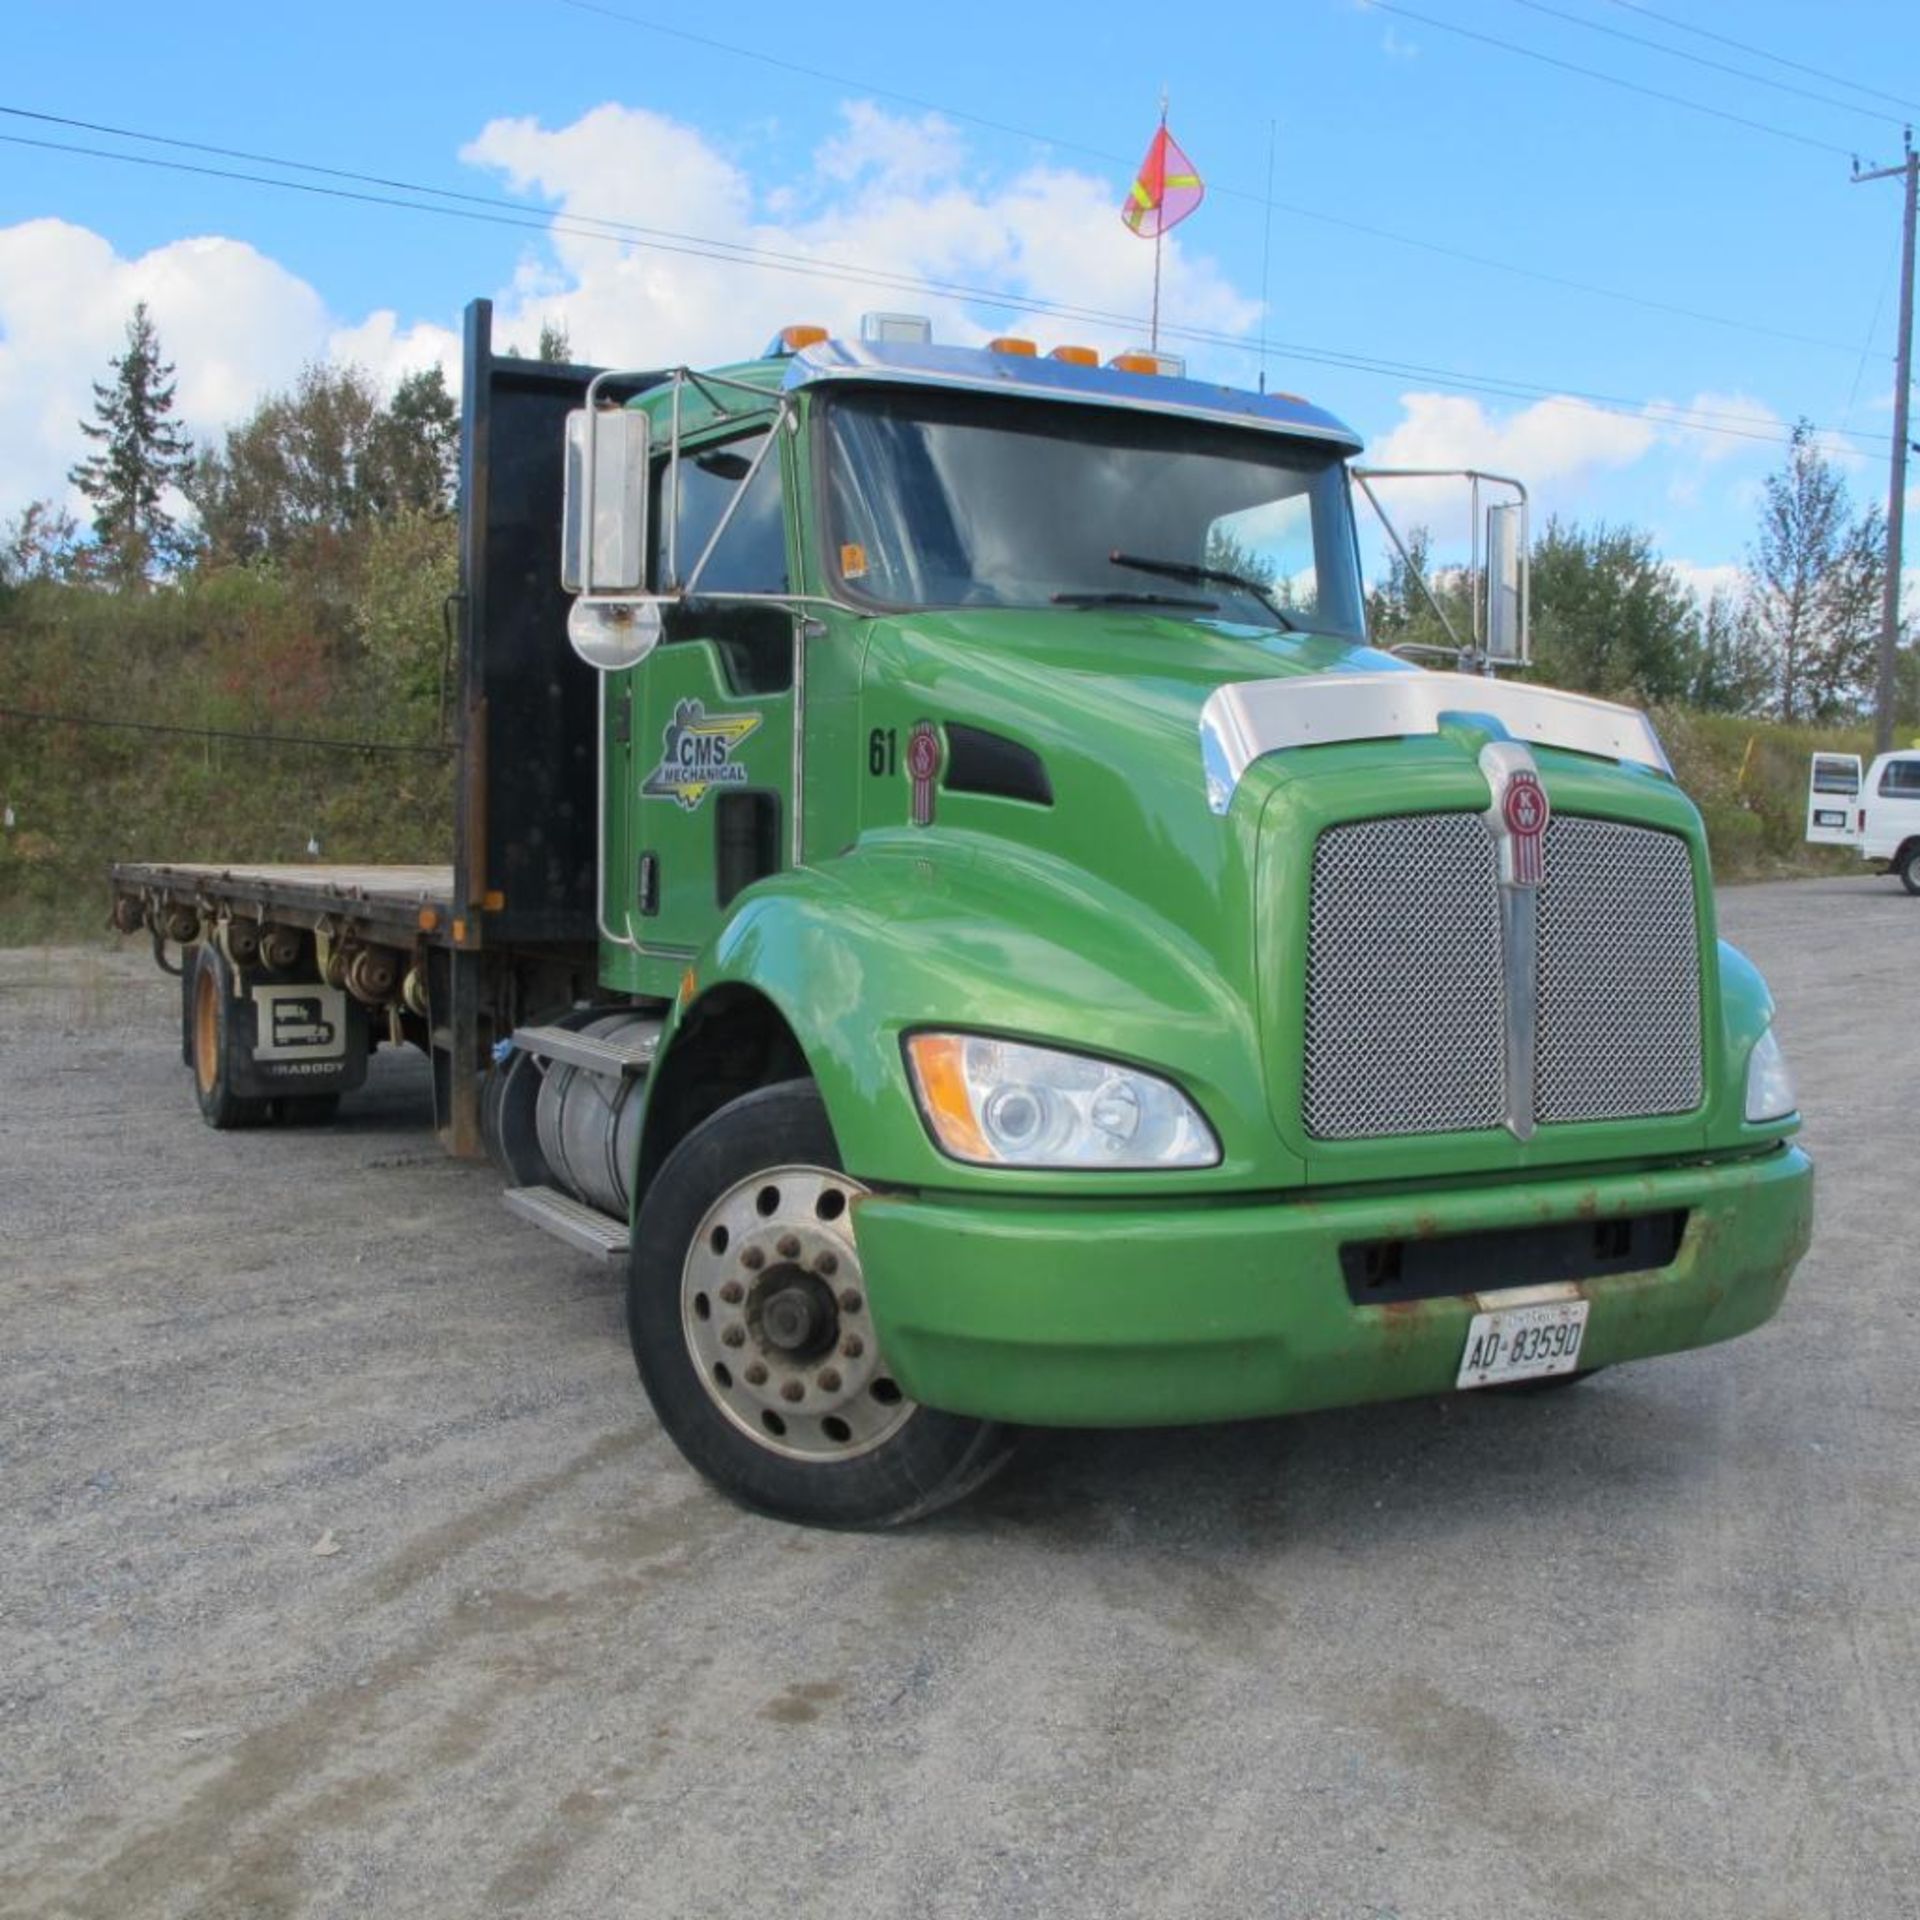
[642,699,763,812]
[906,722,941,827]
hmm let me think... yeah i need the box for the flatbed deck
[111,863,456,944]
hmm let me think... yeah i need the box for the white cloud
[1667,559,1744,607]
[0,220,463,517]
[0,220,330,513]
[1361,390,1659,536]
[1645,389,1784,464]
[459,101,1260,372]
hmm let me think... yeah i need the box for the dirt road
[1,878,1912,1919]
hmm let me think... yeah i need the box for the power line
[0,705,452,756]
[0,122,1892,455]
[1366,1,1859,158]
[1600,0,1920,121]
[1500,0,1908,129]
[536,5,1867,357]
[0,102,1875,368]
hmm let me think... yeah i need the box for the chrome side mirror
[1484,500,1528,665]
[563,406,650,594]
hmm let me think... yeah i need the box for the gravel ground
[1,877,1913,1920]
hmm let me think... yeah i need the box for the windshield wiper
[1051,589,1219,612]
[1106,550,1298,629]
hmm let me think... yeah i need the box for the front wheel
[1898,843,1920,896]
[628,1080,1015,1527]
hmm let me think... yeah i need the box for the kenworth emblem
[642,699,763,812]
[906,720,941,827]
[1502,768,1550,887]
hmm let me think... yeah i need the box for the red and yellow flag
[1121,124,1204,239]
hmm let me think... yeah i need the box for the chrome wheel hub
[681,1165,915,1461]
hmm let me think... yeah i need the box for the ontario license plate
[1457,1300,1589,1388]
[1814,809,1846,828]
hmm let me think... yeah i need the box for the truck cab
[114,303,1813,1527]
[531,316,1811,1524]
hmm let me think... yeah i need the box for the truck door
[627,425,796,960]
[1806,753,1862,845]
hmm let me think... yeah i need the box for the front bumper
[852,1146,1813,1426]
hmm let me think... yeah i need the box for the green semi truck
[111,301,1814,1526]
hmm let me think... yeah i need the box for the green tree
[1365,525,1474,659]
[1743,421,1882,724]
[68,302,195,588]
[1688,585,1771,714]
[1528,518,1698,704]
[365,366,459,517]
[0,501,85,589]
[187,361,385,571]
[537,319,573,364]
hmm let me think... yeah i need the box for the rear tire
[628,1079,1015,1528]
[1898,843,1920,896]
[189,947,270,1131]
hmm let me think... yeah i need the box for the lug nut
[744,1362,769,1386]
[838,1289,864,1315]
[719,1281,744,1306]
[818,1368,842,1394]
[816,1251,839,1278]
[780,1380,804,1404]
[721,1324,746,1348]
[841,1334,865,1360]
[741,1247,766,1272]
[777,1233,801,1259]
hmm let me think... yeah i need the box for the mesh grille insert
[1304,815,1506,1140]
[1302,811,1702,1140]
[1535,816,1701,1123]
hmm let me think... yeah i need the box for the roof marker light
[765,323,829,357]
[987,336,1037,356]
[1049,344,1098,366]
[1110,349,1186,377]
[861,311,933,344]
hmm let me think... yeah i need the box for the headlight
[1744,1027,1797,1123]
[905,1033,1220,1169]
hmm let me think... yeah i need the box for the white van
[1806,749,1920,892]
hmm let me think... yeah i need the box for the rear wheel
[628,1080,1015,1528]
[189,947,270,1131]
[1898,843,1920,896]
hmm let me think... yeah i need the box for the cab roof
[779,336,1363,452]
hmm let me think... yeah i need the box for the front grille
[1535,816,1702,1122]
[1304,815,1506,1139]
[1303,811,1701,1141]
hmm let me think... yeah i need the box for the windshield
[823,387,1366,636]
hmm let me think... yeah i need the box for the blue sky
[3,0,1916,593]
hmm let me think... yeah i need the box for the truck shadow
[942,1369,1728,1551]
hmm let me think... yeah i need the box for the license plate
[1814,809,1846,828]
[1457,1300,1589,1388]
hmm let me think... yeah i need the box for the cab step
[511,1021,661,1079]
[502,1184,630,1262]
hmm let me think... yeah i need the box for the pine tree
[536,319,573,364]
[68,302,194,589]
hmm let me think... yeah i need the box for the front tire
[628,1080,1014,1528]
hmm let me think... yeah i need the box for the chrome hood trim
[1199,670,1671,813]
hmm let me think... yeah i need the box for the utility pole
[1854,130,1917,756]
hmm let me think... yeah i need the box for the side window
[1879,759,1920,797]
[653,431,788,595]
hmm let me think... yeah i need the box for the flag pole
[1150,91,1167,353]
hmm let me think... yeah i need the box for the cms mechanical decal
[642,700,763,812]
